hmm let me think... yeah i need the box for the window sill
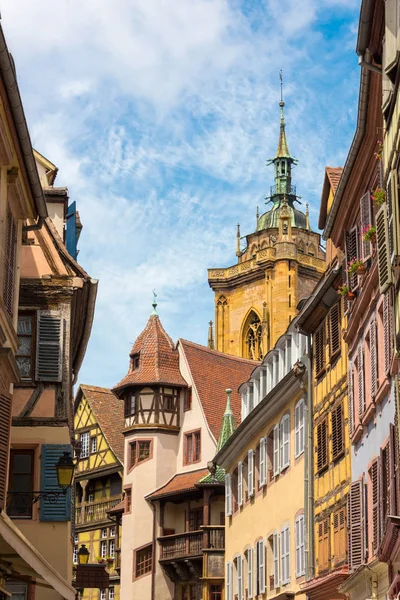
[332,450,345,464]
[351,423,363,445]
[375,378,390,405]
[361,401,376,427]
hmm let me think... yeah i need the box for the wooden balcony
[75,495,122,525]
[159,526,224,561]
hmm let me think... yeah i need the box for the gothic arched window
[243,311,263,361]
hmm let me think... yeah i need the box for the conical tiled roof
[113,315,187,392]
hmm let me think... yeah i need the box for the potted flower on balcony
[347,259,366,275]
[96,557,106,565]
[106,557,114,565]
[374,140,383,161]
[371,187,385,206]
[338,284,355,300]
[362,224,376,244]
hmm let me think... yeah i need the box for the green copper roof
[198,465,225,484]
[217,389,236,452]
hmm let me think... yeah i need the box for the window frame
[129,439,153,472]
[80,432,90,459]
[90,436,97,454]
[7,449,35,519]
[183,429,201,465]
[133,543,153,580]
[15,312,36,383]
[184,387,192,411]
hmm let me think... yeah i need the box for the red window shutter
[370,459,380,554]
[388,424,396,516]
[357,344,365,418]
[380,444,388,536]
[0,393,11,510]
[360,192,373,260]
[345,226,359,291]
[383,292,393,374]
[348,480,365,571]
[328,303,341,358]
[348,362,354,436]
[370,318,378,399]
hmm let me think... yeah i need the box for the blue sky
[3,0,360,388]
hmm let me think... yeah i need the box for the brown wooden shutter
[328,303,341,358]
[3,208,17,317]
[370,459,380,554]
[357,344,365,418]
[388,423,396,516]
[376,204,393,293]
[333,508,346,566]
[318,518,329,573]
[370,318,378,399]
[348,362,354,436]
[383,292,393,375]
[317,418,328,472]
[345,226,359,291]
[331,403,344,461]
[360,192,373,260]
[348,480,365,571]
[380,444,388,537]
[391,168,400,261]
[0,393,11,510]
[387,172,395,260]
[315,323,325,377]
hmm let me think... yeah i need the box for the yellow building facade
[214,324,309,600]
[74,385,124,600]
[208,100,325,360]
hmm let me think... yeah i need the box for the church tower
[208,96,326,360]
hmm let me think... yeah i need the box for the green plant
[347,259,365,275]
[362,225,376,242]
[371,187,385,206]
[374,140,383,160]
[338,285,348,297]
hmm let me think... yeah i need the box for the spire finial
[151,289,158,315]
[305,203,310,230]
[208,320,215,350]
[236,223,241,257]
[280,69,284,104]
[256,206,259,228]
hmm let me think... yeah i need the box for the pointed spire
[208,320,215,350]
[305,203,310,230]
[276,100,290,158]
[236,223,241,257]
[217,388,236,451]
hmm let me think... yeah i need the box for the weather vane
[279,69,283,103]
[152,289,158,315]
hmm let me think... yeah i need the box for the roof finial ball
[151,289,158,315]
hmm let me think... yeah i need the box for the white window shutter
[299,400,305,454]
[376,203,393,293]
[357,344,365,418]
[281,526,290,584]
[273,424,280,476]
[225,474,232,516]
[248,450,254,497]
[226,562,233,600]
[258,539,266,593]
[238,462,243,507]
[36,311,63,382]
[281,415,290,470]
[248,548,253,599]
[273,531,280,588]
[285,527,290,583]
[295,402,300,457]
[260,437,266,486]
[296,516,305,577]
[237,555,243,600]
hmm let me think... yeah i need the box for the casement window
[295,515,305,577]
[331,403,344,461]
[73,545,78,565]
[134,543,153,578]
[280,414,290,470]
[132,354,140,370]
[273,424,280,476]
[226,562,233,600]
[247,450,255,497]
[100,590,106,600]
[16,314,35,381]
[237,462,243,507]
[100,540,107,558]
[247,547,253,599]
[236,555,244,600]
[369,318,378,399]
[7,450,34,519]
[3,207,17,317]
[184,430,201,464]
[36,312,63,382]
[360,191,374,260]
[316,418,328,473]
[130,440,152,469]
[189,508,203,531]
[345,226,360,292]
[383,292,393,375]
[210,586,222,600]
[317,518,330,573]
[109,587,115,600]
[328,302,341,359]
[225,473,232,516]
[109,539,115,558]
[124,487,132,513]
[80,432,90,459]
[184,388,192,411]
[101,528,108,538]
[357,344,365,418]
[348,479,365,571]
[333,507,346,566]
[259,437,267,487]
[272,532,280,588]
[314,323,326,377]
[294,399,305,458]
[348,362,354,436]
[90,436,97,454]
[376,203,393,293]
[280,526,290,585]
[256,539,266,594]
[109,526,115,538]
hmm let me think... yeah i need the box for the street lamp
[77,545,90,565]
[55,451,76,490]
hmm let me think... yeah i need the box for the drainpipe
[22,216,45,231]
[151,502,156,600]
[358,52,382,75]
[303,335,315,581]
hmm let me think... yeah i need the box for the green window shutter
[40,444,71,522]
[36,312,63,382]
[376,204,393,294]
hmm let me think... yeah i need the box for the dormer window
[132,354,140,370]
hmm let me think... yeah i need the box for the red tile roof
[113,315,187,392]
[179,340,257,439]
[79,385,124,462]
[147,469,209,499]
[326,167,343,195]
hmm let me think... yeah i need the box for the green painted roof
[217,390,236,452]
[198,465,225,484]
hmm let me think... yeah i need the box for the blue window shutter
[66,201,77,260]
[40,444,72,522]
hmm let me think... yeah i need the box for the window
[317,518,330,573]
[256,539,266,594]
[129,440,152,469]
[80,432,90,459]
[90,436,97,454]
[100,590,106,600]
[331,403,344,461]
[16,314,34,381]
[134,544,153,578]
[315,323,326,377]
[210,585,222,600]
[295,399,305,458]
[236,555,243,600]
[316,418,328,473]
[129,394,136,416]
[237,462,243,507]
[280,414,290,470]
[101,528,108,538]
[184,430,201,464]
[273,425,280,476]
[333,507,347,566]
[132,354,140,370]
[100,540,107,558]
[109,526,116,538]
[189,508,203,531]
[295,516,305,577]
[109,587,115,600]
[7,450,34,518]
[328,303,341,359]
[109,539,115,558]
[163,392,174,411]
[280,526,290,585]
[124,487,132,513]
[73,546,78,565]
[184,388,192,411]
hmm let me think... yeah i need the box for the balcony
[75,495,122,526]
[159,526,224,561]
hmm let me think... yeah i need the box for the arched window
[297,240,305,254]
[243,311,263,361]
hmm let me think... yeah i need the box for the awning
[0,510,75,599]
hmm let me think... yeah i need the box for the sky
[2,0,361,388]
